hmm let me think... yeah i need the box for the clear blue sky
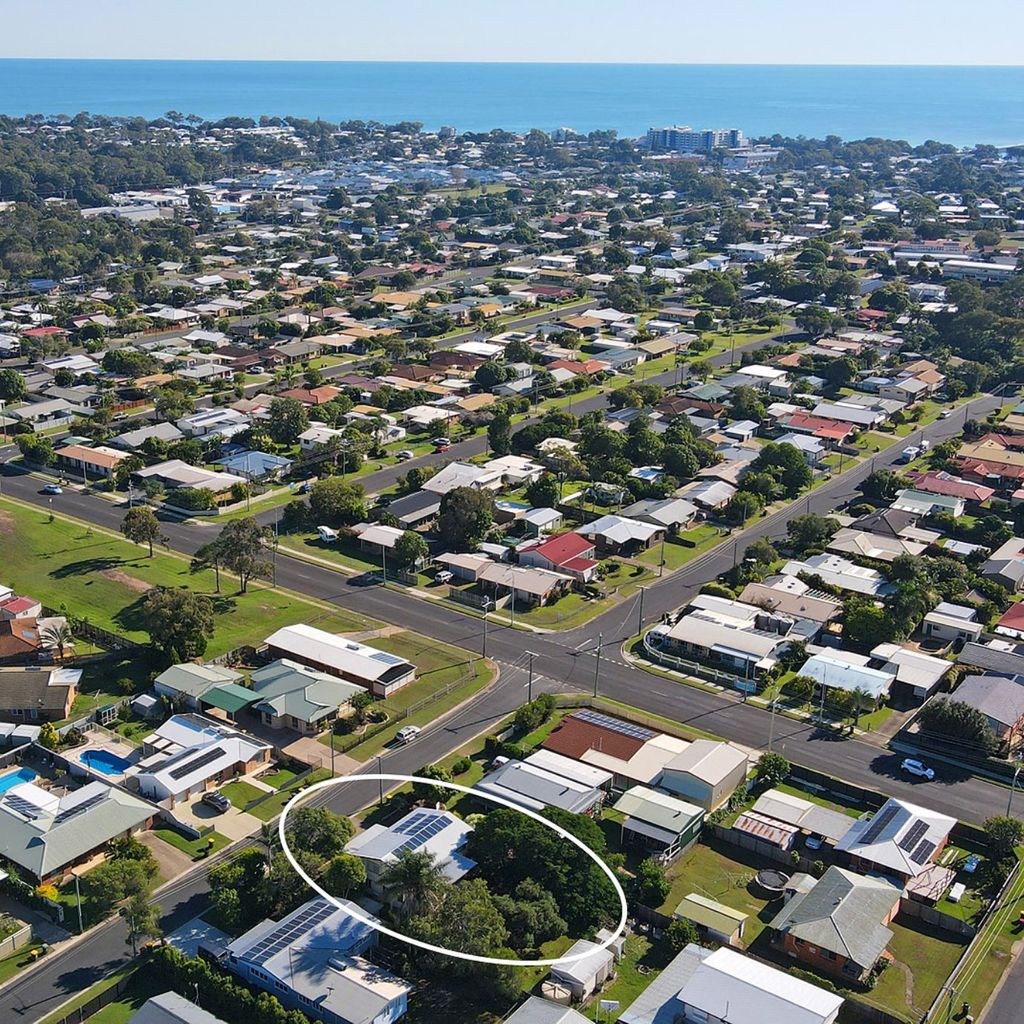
[2,0,1022,64]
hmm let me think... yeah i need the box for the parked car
[41,483,63,495]
[939,409,953,419]
[901,758,935,781]
[435,570,454,584]
[396,725,421,744]
[396,449,416,461]
[202,791,232,813]
[805,834,824,851]
[430,437,451,448]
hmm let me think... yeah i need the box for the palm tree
[378,850,447,917]
[39,622,74,663]
[258,822,279,865]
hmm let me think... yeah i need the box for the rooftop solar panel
[391,812,450,855]
[168,745,225,781]
[912,839,937,865]
[4,793,42,820]
[53,793,106,826]
[248,900,336,965]
[858,803,901,846]
[573,709,656,741]
[370,651,407,666]
[897,819,929,853]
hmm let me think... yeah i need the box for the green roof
[674,893,748,935]
[202,682,259,714]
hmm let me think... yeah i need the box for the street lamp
[1008,761,1023,817]
[481,597,493,658]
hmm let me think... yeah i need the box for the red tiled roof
[905,471,995,502]
[782,413,852,440]
[543,713,645,762]
[955,457,1024,481]
[562,555,599,573]
[996,603,1024,633]
[526,532,595,566]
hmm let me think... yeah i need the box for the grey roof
[769,867,899,969]
[474,759,602,814]
[504,996,591,1024]
[620,497,698,528]
[0,667,79,715]
[250,659,364,724]
[619,943,708,1024]
[0,780,154,879]
[154,663,242,700]
[960,641,1024,676]
[345,809,476,881]
[951,674,1024,728]
[130,992,228,1024]
[385,488,442,525]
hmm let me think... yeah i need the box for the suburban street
[0,376,1009,1021]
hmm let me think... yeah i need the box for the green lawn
[244,768,332,822]
[864,915,967,1022]
[0,942,45,987]
[153,826,231,860]
[0,498,370,657]
[638,526,723,570]
[259,765,302,790]
[218,779,270,810]
[583,934,674,1019]
[657,837,774,948]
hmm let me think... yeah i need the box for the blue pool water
[0,767,38,793]
[80,749,132,776]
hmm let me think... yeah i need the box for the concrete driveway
[173,794,261,842]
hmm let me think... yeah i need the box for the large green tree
[438,486,494,551]
[140,587,215,662]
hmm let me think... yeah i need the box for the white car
[395,725,421,744]
[901,758,935,781]
[395,449,416,461]
[939,409,953,419]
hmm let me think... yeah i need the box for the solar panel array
[53,794,106,826]
[912,839,937,865]
[858,803,901,846]
[370,651,407,666]
[392,811,450,855]
[169,745,225,781]
[246,900,336,966]
[573,709,656,741]
[897,819,929,854]
[4,792,42,820]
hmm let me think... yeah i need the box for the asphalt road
[0,381,1007,1021]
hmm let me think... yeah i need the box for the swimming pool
[80,749,133,776]
[0,767,37,793]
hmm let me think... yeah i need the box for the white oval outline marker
[278,773,628,967]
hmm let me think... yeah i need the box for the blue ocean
[0,60,1021,146]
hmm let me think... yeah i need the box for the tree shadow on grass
[50,556,125,579]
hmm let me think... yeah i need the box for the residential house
[827,528,927,564]
[891,489,965,518]
[618,944,843,1024]
[0,779,155,884]
[797,650,896,702]
[0,666,80,722]
[422,461,502,495]
[835,798,955,883]
[263,624,415,697]
[769,867,901,983]
[227,897,412,1024]
[905,471,995,505]
[870,643,952,701]
[250,659,365,734]
[477,562,573,608]
[982,537,1024,592]
[655,740,748,811]
[474,758,604,815]
[543,710,688,790]
[53,444,129,480]
[612,785,704,862]
[345,809,475,896]
[672,894,749,947]
[133,718,271,807]
[923,603,985,645]
[736,576,842,628]
[129,992,229,1024]
[576,515,663,556]
[947,674,1024,754]
[503,998,590,1024]
[619,498,698,533]
[518,533,599,583]
[781,554,894,598]
[153,663,244,710]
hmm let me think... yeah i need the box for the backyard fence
[239,764,320,814]
[0,922,32,959]
[46,971,137,1024]
[641,633,753,693]
[42,607,143,653]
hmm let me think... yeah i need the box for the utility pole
[74,871,83,934]
[636,587,646,638]
[1008,762,1022,817]
[527,651,535,703]
[481,598,491,658]
[377,753,384,807]
[593,632,603,698]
